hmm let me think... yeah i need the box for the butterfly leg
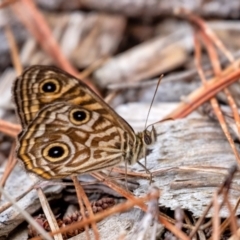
[106,167,114,178]
[124,161,132,190]
[136,161,153,184]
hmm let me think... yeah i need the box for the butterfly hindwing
[17,103,125,179]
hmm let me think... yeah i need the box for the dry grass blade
[11,0,77,76]
[4,25,22,75]
[30,187,190,240]
[218,198,240,237]
[164,11,240,121]
[71,176,99,240]
[159,211,188,230]
[111,167,150,179]
[37,188,63,240]
[104,90,121,105]
[175,8,234,62]
[190,165,238,238]
[30,192,150,240]
[212,192,220,240]
[209,167,238,240]
[0,119,21,137]
[0,142,17,199]
[78,56,109,80]
[91,172,190,240]
[71,176,90,240]
[223,191,238,236]
[201,31,240,162]
[10,0,98,93]
[164,66,240,120]
[174,207,184,231]
[179,8,240,141]
[0,23,23,200]
[194,31,240,164]
[0,186,53,240]
[132,187,160,240]
[0,0,19,9]
[0,184,34,213]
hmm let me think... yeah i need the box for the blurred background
[1,1,240,239]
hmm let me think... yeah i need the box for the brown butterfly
[13,65,156,179]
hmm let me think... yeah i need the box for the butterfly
[13,65,156,179]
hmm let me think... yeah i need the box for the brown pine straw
[92,172,189,240]
[203,38,240,161]
[0,24,22,136]
[194,32,240,165]
[10,0,99,94]
[0,0,19,9]
[37,188,63,240]
[175,8,234,62]
[222,190,238,235]
[111,166,150,179]
[0,25,22,199]
[0,142,17,199]
[164,65,240,120]
[212,192,220,240]
[73,180,100,240]
[0,184,34,213]
[12,0,77,76]
[0,119,20,137]
[4,25,22,75]
[2,62,240,139]
[199,23,240,139]
[189,165,238,238]
[176,8,240,139]
[210,173,238,240]
[218,197,240,237]
[164,10,240,120]
[30,185,189,240]
[78,56,109,80]
[71,176,90,240]
[71,176,99,240]
[30,192,150,240]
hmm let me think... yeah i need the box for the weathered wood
[0,164,63,237]
[0,68,16,119]
[93,20,240,90]
[66,102,240,239]
[36,0,240,18]
[116,103,240,218]
[20,12,126,68]
[69,208,163,240]
[94,28,193,88]
[1,102,239,237]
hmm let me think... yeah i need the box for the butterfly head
[130,125,156,165]
[142,125,156,147]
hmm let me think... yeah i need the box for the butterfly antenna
[143,75,163,183]
[144,74,163,130]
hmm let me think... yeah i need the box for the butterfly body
[13,66,155,179]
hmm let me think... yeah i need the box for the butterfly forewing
[13,65,135,137]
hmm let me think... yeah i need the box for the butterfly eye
[143,126,156,146]
[143,130,153,145]
[42,142,69,162]
[40,79,60,93]
[69,108,90,125]
[144,133,152,145]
